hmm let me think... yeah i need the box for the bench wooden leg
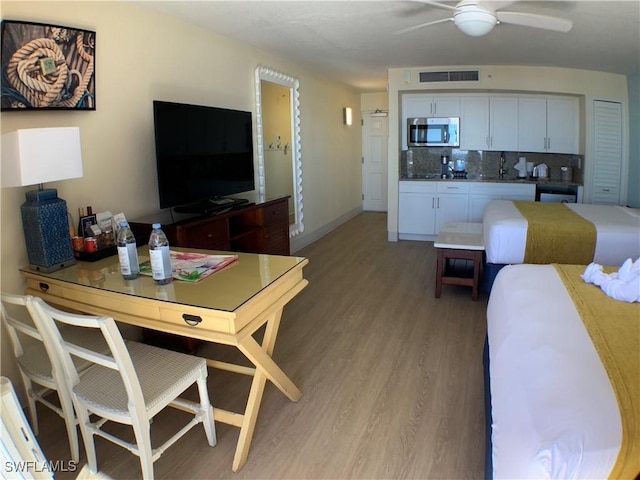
[435,248,444,298]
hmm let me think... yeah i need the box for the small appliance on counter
[532,163,549,179]
[440,155,450,179]
[451,158,467,179]
[560,166,573,181]
[514,157,528,178]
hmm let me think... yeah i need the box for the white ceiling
[137,1,640,92]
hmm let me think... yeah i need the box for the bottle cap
[120,221,128,227]
[152,223,161,229]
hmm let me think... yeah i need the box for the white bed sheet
[483,200,640,265]
[487,264,621,479]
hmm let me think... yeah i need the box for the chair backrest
[27,297,149,424]
[1,293,43,359]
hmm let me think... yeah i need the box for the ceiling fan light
[455,10,497,36]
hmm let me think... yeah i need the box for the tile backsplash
[401,148,584,184]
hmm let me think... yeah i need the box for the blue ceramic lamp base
[21,188,76,272]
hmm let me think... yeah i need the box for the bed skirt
[483,261,506,293]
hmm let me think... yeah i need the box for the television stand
[130,196,290,256]
[174,197,249,214]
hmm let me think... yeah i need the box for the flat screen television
[153,100,255,211]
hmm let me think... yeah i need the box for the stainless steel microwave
[407,117,460,147]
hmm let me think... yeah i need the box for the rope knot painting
[1,20,96,110]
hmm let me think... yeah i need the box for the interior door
[362,113,388,212]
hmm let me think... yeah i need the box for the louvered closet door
[591,100,623,204]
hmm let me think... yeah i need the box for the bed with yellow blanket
[482,200,640,290]
[485,263,639,479]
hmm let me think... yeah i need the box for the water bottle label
[150,246,171,280]
[118,246,131,274]
[118,244,139,276]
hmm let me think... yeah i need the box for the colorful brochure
[139,250,238,283]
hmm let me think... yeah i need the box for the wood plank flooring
[34,212,488,479]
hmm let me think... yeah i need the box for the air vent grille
[419,70,480,83]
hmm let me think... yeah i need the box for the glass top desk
[21,247,309,472]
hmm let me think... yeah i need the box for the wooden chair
[28,296,216,479]
[0,292,106,463]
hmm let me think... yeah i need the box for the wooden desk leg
[233,309,302,472]
[435,248,444,298]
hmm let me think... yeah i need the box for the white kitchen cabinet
[435,193,469,232]
[399,181,536,237]
[489,96,519,151]
[467,182,535,222]
[402,94,460,118]
[518,96,579,154]
[460,96,489,151]
[401,95,461,149]
[398,181,468,238]
[460,96,518,151]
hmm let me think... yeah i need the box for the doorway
[362,112,389,212]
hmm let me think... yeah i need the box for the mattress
[483,200,640,265]
[486,264,623,479]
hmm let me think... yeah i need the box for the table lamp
[1,127,83,272]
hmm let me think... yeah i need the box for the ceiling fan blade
[395,17,453,34]
[496,11,573,32]
[411,0,458,12]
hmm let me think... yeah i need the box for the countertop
[399,174,583,187]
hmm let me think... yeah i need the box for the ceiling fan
[398,1,573,37]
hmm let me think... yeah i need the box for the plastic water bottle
[116,221,139,280]
[148,223,172,285]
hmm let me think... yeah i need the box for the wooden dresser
[130,196,290,256]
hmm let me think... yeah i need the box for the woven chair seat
[74,340,206,419]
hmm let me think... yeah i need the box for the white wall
[0,1,362,396]
[361,92,389,113]
[386,65,630,239]
[627,73,640,208]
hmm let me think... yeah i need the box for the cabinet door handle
[547,137,551,150]
[437,198,440,208]
[39,282,49,293]
[432,198,435,209]
[603,188,610,192]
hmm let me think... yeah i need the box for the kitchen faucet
[499,152,506,178]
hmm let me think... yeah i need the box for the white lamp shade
[455,8,497,36]
[1,127,83,187]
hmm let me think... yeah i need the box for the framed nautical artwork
[1,20,96,110]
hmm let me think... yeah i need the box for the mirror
[254,66,303,237]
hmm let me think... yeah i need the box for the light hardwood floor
[35,212,489,479]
